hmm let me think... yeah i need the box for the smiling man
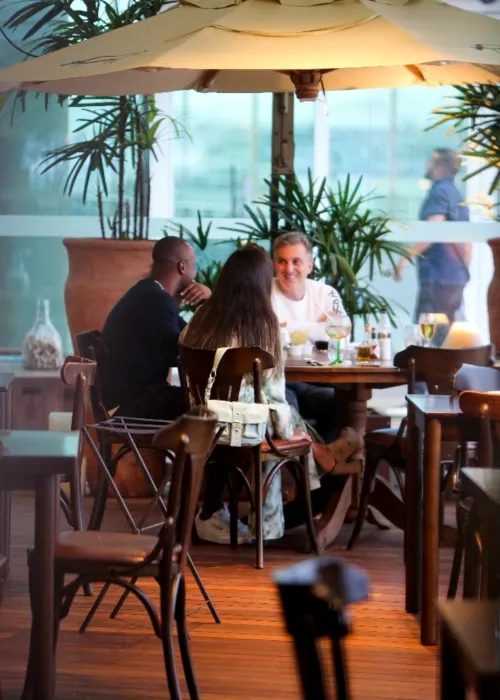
[271,231,345,443]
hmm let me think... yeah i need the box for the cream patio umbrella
[0,0,499,99]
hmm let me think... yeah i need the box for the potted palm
[4,0,185,345]
[430,84,500,347]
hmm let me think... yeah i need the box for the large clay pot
[488,238,500,353]
[63,238,155,348]
[64,237,158,498]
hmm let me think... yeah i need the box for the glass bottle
[377,308,392,361]
[23,299,63,370]
[357,324,372,363]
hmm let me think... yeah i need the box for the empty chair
[21,409,218,700]
[348,344,494,550]
[274,556,369,700]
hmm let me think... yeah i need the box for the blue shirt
[417,177,470,286]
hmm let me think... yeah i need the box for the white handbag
[204,347,269,448]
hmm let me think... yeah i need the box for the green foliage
[429,83,500,196]
[3,0,186,238]
[226,170,412,325]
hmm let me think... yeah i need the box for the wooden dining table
[405,395,463,646]
[0,430,79,700]
[285,354,408,545]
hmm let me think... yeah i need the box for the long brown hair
[183,245,282,370]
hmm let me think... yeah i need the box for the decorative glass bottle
[23,299,63,370]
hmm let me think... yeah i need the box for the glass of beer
[419,312,437,347]
[325,314,352,366]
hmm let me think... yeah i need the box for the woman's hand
[180,283,211,306]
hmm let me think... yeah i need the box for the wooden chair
[447,391,500,600]
[178,343,319,569]
[347,344,494,550]
[273,556,370,700]
[21,408,218,700]
[74,330,220,628]
[438,599,500,700]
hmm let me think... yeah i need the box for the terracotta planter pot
[488,238,500,353]
[63,238,155,349]
[64,237,157,498]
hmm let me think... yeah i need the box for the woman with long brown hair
[181,244,361,545]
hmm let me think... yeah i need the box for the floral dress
[239,369,321,541]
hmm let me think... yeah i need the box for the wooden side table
[438,600,500,699]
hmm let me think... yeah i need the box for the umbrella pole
[271,92,295,239]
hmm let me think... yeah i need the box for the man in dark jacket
[100,236,210,419]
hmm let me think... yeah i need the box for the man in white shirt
[271,231,345,442]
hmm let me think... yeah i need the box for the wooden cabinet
[8,375,73,430]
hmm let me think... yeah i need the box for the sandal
[312,427,364,473]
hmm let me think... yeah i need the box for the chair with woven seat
[347,344,494,550]
[21,408,218,700]
[447,391,500,600]
[179,343,319,569]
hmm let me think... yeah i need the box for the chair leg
[109,578,138,620]
[253,448,264,569]
[463,505,481,600]
[347,451,379,550]
[447,501,466,599]
[331,636,351,700]
[175,573,201,700]
[298,456,319,555]
[159,575,183,700]
[187,553,221,624]
[79,582,112,633]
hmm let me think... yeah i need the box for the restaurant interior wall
[0,83,498,354]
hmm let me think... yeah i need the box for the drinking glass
[325,314,352,366]
[404,324,422,348]
[419,312,437,347]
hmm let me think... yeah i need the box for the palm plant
[226,170,412,325]
[3,0,185,238]
[429,83,500,196]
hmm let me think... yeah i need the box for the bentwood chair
[447,391,500,600]
[21,409,218,700]
[348,344,494,550]
[274,557,370,700]
[75,330,220,628]
[179,344,319,569]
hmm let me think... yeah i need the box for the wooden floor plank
[0,493,451,699]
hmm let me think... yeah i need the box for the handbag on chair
[204,347,270,448]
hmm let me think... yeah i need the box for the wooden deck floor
[0,494,451,699]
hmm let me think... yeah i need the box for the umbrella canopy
[0,0,499,98]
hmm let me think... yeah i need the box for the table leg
[421,417,442,646]
[31,475,58,700]
[440,625,466,700]
[405,402,422,614]
[345,386,370,514]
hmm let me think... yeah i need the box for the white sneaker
[195,505,251,545]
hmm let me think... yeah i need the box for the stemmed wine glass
[325,314,352,366]
[419,312,437,347]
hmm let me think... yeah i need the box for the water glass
[404,324,421,348]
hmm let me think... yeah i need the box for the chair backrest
[459,391,500,467]
[60,356,97,431]
[150,408,218,571]
[454,364,500,393]
[178,344,276,406]
[75,330,109,422]
[273,557,370,700]
[394,345,494,394]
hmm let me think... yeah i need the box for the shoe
[312,428,364,473]
[195,505,251,545]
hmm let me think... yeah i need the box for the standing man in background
[395,148,472,323]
